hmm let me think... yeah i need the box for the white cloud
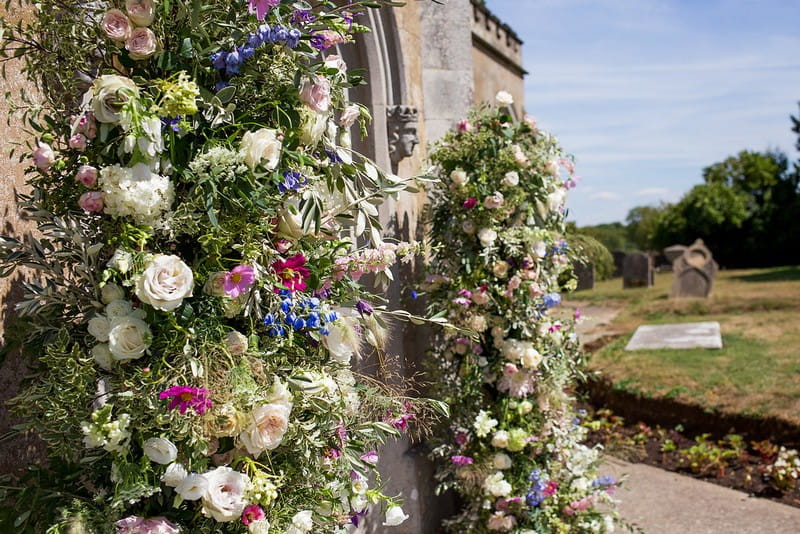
[635,187,670,197]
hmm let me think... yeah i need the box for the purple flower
[450,455,474,466]
[291,9,316,25]
[225,49,241,76]
[159,386,213,415]
[247,0,280,21]
[454,430,469,446]
[542,292,561,308]
[356,300,373,317]
[360,450,379,465]
[210,51,227,70]
[278,170,308,193]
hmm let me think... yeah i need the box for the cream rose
[108,316,151,361]
[200,467,249,522]
[493,261,509,279]
[87,315,111,342]
[502,171,519,187]
[135,254,194,312]
[161,462,188,487]
[101,9,132,42]
[239,403,291,456]
[143,437,178,465]
[492,430,509,448]
[277,200,305,240]
[520,344,542,368]
[324,54,347,74]
[300,109,327,146]
[493,453,513,470]
[92,343,114,371]
[203,271,227,297]
[105,299,134,318]
[478,228,498,247]
[177,473,209,501]
[240,128,282,171]
[92,75,139,124]
[299,75,331,114]
[101,283,125,304]
[450,169,468,187]
[126,0,155,27]
[225,330,248,355]
[496,90,514,106]
[126,27,158,60]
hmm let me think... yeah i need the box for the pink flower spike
[450,455,473,466]
[224,265,255,298]
[360,450,379,465]
[247,0,280,21]
[159,386,212,415]
[241,504,265,526]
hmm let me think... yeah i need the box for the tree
[625,205,664,251]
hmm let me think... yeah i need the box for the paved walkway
[569,304,622,346]
[603,457,800,533]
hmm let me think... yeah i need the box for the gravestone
[671,239,718,298]
[623,252,653,289]
[664,244,687,264]
[611,250,626,277]
[625,321,722,350]
[574,261,594,291]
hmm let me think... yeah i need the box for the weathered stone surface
[611,250,626,277]
[625,322,723,351]
[622,252,653,289]
[664,244,687,264]
[574,261,595,291]
[671,239,719,299]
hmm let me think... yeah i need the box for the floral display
[424,95,620,533]
[0,0,446,531]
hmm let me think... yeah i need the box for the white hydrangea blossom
[100,163,174,227]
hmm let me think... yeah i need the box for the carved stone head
[387,105,419,163]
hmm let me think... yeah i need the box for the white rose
[518,400,533,414]
[483,472,512,497]
[126,0,155,27]
[383,506,409,527]
[176,473,209,501]
[338,104,360,128]
[105,299,134,318]
[248,519,271,534]
[502,339,523,362]
[92,343,114,371]
[502,171,519,187]
[143,437,178,465]
[462,219,476,234]
[277,200,305,240]
[101,283,126,304]
[469,314,488,332]
[161,462,188,487]
[300,109,328,146]
[533,241,547,258]
[493,453,513,470]
[324,54,347,73]
[323,313,361,364]
[478,228,498,248]
[450,169,468,186]
[88,315,111,342]
[491,430,509,448]
[225,331,248,355]
[547,188,566,214]
[108,248,133,273]
[496,90,514,106]
[291,510,314,532]
[520,344,542,368]
[135,254,194,312]
[239,403,292,456]
[108,316,151,361]
[92,75,139,124]
[240,128,282,170]
[200,467,249,522]
[511,144,529,167]
[545,159,560,176]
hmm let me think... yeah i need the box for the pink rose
[101,9,132,42]
[126,27,158,60]
[483,191,505,209]
[69,133,87,151]
[456,119,473,133]
[299,75,331,114]
[75,165,98,187]
[75,112,98,139]
[32,142,55,170]
[126,0,155,27]
[324,54,347,74]
[338,104,360,128]
[78,192,104,212]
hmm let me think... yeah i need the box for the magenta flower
[224,265,255,298]
[450,455,474,466]
[389,412,415,432]
[456,119,473,133]
[241,504,265,526]
[247,0,280,21]
[454,430,469,446]
[462,197,478,209]
[272,253,311,293]
[159,386,213,415]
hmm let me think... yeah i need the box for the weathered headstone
[611,250,626,277]
[671,239,718,298]
[623,252,653,289]
[574,261,595,291]
[625,321,723,350]
[664,244,687,264]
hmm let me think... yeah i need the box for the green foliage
[566,232,614,280]
[578,221,634,252]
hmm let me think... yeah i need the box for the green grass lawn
[571,266,800,424]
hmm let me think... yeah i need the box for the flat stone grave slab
[625,321,722,351]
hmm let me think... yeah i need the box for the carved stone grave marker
[671,239,718,298]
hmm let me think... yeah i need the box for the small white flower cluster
[474,410,498,438]
[189,146,248,181]
[81,407,132,454]
[88,283,152,369]
[483,471,512,497]
[99,163,174,227]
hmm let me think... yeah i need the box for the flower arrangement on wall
[0,1,445,531]
[424,94,620,533]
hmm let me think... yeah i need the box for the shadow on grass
[732,265,800,283]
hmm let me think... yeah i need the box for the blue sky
[485,0,800,225]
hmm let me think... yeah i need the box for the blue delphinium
[264,295,339,337]
[526,469,548,507]
[278,170,308,194]
[542,292,562,308]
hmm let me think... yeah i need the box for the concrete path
[569,304,622,346]
[603,457,800,533]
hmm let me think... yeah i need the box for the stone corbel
[387,105,419,165]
